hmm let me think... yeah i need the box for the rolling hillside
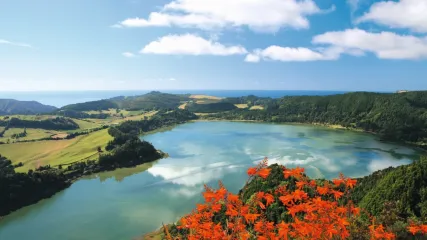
[0,99,57,115]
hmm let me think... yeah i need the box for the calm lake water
[0,122,420,240]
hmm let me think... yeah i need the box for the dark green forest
[0,155,70,216]
[61,99,119,111]
[186,102,237,113]
[0,117,79,131]
[0,99,57,115]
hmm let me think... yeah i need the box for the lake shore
[191,119,427,153]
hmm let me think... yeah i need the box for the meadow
[0,128,113,172]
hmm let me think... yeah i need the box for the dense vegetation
[208,91,427,148]
[110,109,198,136]
[60,91,190,111]
[55,109,110,119]
[0,154,70,216]
[111,91,189,110]
[0,99,57,115]
[351,156,427,220]
[186,102,237,113]
[163,157,427,239]
[61,99,118,111]
[0,117,79,130]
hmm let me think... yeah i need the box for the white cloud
[140,34,247,56]
[246,46,336,62]
[357,0,427,33]
[114,0,326,32]
[169,78,177,81]
[0,39,32,48]
[244,53,261,63]
[122,52,136,58]
[313,28,427,60]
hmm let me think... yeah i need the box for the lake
[0,122,420,240]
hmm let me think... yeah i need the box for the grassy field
[178,103,187,109]
[84,108,145,117]
[189,95,222,100]
[235,104,249,109]
[0,128,65,142]
[4,115,54,120]
[0,129,113,172]
[250,105,264,110]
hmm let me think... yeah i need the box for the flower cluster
[165,158,426,239]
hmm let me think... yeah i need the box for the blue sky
[1,0,426,91]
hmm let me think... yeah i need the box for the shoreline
[192,119,427,153]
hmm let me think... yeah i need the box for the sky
[0,0,427,91]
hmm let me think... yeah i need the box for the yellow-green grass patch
[249,105,264,110]
[5,115,55,120]
[189,94,222,100]
[235,104,248,109]
[72,118,105,130]
[111,111,158,123]
[0,129,113,172]
[178,103,187,109]
[0,128,65,142]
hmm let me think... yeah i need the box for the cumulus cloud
[114,0,327,32]
[0,39,32,48]
[356,0,427,33]
[245,46,338,62]
[313,28,427,60]
[122,52,136,57]
[246,28,427,63]
[140,34,247,56]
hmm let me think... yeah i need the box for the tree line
[208,91,427,148]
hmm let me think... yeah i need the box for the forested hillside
[186,102,237,113]
[351,156,427,220]
[0,154,70,216]
[0,99,57,115]
[111,91,189,110]
[61,99,118,111]
[210,91,427,147]
[60,91,189,111]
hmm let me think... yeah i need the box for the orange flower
[243,213,260,223]
[346,178,357,189]
[420,225,427,234]
[257,168,271,179]
[332,178,344,187]
[264,193,275,206]
[247,167,257,176]
[316,186,329,195]
[330,190,344,200]
[408,226,420,235]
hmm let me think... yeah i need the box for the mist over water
[0,122,419,240]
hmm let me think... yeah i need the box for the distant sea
[0,90,352,108]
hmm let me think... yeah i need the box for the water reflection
[83,161,158,182]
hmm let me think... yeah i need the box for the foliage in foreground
[165,158,427,239]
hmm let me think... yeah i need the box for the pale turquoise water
[0,122,420,240]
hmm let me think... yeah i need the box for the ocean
[0,90,351,107]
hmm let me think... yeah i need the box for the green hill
[111,91,189,110]
[0,99,57,115]
[60,92,189,111]
[61,99,118,111]
[186,102,237,113]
